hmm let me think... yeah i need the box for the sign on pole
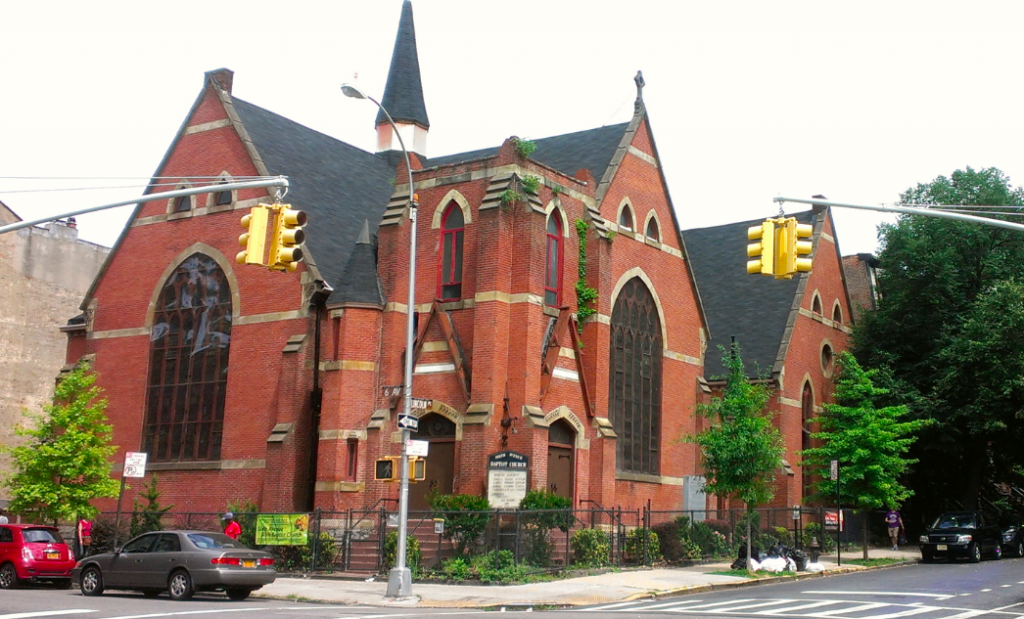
[410,398,432,411]
[398,414,419,431]
[124,452,148,478]
[407,440,429,457]
[829,459,838,481]
[381,385,403,398]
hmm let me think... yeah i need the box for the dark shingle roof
[377,0,429,129]
[423,123,629,182]
[334,222,384,305]
[682,210,815,380]
[232,98,395,303]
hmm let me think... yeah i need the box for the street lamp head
[340,83,367,100]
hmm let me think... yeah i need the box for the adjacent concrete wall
[0,204,109,498]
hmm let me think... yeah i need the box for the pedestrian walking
[0,508,8,524]
[222,512,241,540]
[76,518,92,560]
[885,507,904,550]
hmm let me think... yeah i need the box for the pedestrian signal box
[374,456,426,482]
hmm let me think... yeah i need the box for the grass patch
[842,557,905,567]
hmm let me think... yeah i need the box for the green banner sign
[255,513,309,546]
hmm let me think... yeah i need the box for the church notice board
[487,451,529,508]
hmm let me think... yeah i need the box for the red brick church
[64,0,851,515]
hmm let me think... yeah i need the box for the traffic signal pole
[774,196,1024,233]
[0,177,290,236]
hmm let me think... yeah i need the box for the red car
[0,524,76,588]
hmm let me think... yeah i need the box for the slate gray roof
[682,210,815,380]
[334,221,384,306]
[232,98,395,304]
[424,123,629,183]
[377,0,429,129]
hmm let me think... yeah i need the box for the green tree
[686,342,784,569]
[800,352,930,558]
[130,475,173,537]
[2,365,120,523]
[853,167,1024,510]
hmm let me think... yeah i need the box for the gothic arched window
[143,253,232,462]
[438,202,464,301]
[609,278,662,474]
[801,382,814,500]
[545,214,563,306]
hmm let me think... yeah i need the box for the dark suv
[919,511,1002,563]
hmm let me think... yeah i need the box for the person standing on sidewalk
[885,507,904,550]
[222,512,241,540]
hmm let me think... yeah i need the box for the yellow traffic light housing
[410,457,426,482]
[373,456,426,482]
[269,206,307,272]
[237,205,270,265]
[747,221,775,275]
[774,218,814,278]
[790,219,814,275]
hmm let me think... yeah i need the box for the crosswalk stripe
[0,612,96,619]
[583,600,660,612]
[658,598,758,611]
[704,600,799,613]
[862,606,940,619]
[941,612,988,619]
[761,601,844,614]
[812,602,889,616]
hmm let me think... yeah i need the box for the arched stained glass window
[143,253,231,462]
[801,382,814,500]
[438,203,464,300]
[608,278,662,474]
[545,214,562,306]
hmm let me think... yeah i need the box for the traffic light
[780,218,814,277]
[373,456,426,482]
[237,205,270,265]
[410,457,426,482]
[269,205,307,272]
[747,220,775,275]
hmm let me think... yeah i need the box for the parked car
[919,511,1002,563]
[73,530,275,600]
[0,524,77,589]
[999,516,1024,557]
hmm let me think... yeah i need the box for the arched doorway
[547,419,575,501]
[408,413,457,512]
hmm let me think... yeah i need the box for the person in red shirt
[222,512,241,540]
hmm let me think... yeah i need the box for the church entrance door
[408,413,456,512]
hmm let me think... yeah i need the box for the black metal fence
[81,504,866,574]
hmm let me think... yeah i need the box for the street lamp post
[341,83,417,598]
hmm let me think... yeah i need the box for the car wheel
[1015,542,1023,558]
[0,563,19,589]
[168,569,194,601]
[143,589,161,598]
[80,566,104,596]
[969,543,982,563]
[54,579,73,590]
[993,545,1002,560]
[226,588,251,601]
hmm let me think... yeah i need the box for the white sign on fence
[123,452,148,478]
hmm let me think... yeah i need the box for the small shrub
[773,526,794,548]
[519,490,573,532]
[440,556,472,581]
[704,519,732,541]
[624,528,662,564]
[511,137,537,159]
[271,531,338,572]
[571,528,610,567]
[382,529,421,573]
[472,549,527,582]
[430,494,490,555]
[652,520,684,562]
[802,522,836,553]
[499,189,522,205]
[130,475,172,538]
[689,521,731,558]
[89,516,128,554]
[520,175,541,195]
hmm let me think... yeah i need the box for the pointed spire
[357,219,371,245]
[378,0,429,129]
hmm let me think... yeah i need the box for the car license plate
[936,544,947,551]
[242,560,255,568]
[45,551,59,560]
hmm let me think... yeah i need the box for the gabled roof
[231,98,395,304]
[334,220,384,306]
[423,123,629,183]
[377,0,429,129]
[682,210,817,380]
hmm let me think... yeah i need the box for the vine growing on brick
[575,218,598,322]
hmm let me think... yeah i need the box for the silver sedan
[73,530,276,601]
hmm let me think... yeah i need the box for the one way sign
[398,414,419,431]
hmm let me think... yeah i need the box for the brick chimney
[205,68,234,94]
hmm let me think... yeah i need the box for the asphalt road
[2,558,1023,619]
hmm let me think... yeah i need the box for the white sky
[3,0,1023,256]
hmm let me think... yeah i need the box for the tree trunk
[862,511,869,560]
[964,438,987,509]
[746,507,753,574]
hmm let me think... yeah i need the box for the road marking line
[990,601,1024,612]
[942,612,988,619]
[863,606,940,619]
[584,600,668,611]
[802,590,955,600]
[812,602,889,616]
[1001,584,1013,588]
[0,612,96,619]
[659,598,758,610]
[760,601,844,614]
[981,588,992,592]
[704,600,796,612]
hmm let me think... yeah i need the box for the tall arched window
[609,278,662,474]
[801,382,814,501]
[619,206,634,231]
[143,253,232,462]
[438,202,464,300]
[544,214,563,306]
[645,216,660,242]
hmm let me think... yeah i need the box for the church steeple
[376,0,429,157]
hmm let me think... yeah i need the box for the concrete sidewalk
[253,547,920,608]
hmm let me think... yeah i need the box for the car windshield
[932,514,976,529]
[22,528,64,544]
[187,533,247,549]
